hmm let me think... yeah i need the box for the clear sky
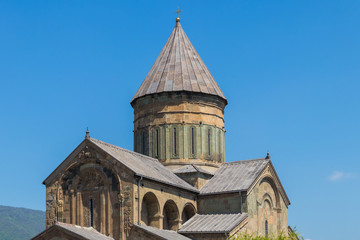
[0,1,359,239]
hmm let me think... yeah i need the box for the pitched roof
[131,20,226,104]
[179,213,248,234]
[89,138,199,193]
[173,164,214,176]
[43,138,198,193]
[133,224,191,240]
[31,222,114,240]
[200,158,269,195]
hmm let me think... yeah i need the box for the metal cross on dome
[174,6,182,18]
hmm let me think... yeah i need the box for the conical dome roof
[131,20,227,104]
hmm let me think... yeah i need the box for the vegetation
[0,205,45,240]
[228,228,303,240]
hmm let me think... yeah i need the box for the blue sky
[0,1,359,239]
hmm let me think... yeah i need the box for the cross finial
[85,127,90,140]
[174,6,182,22]
[265,151,270,160]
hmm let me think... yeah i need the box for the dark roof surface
[133,224,191,240]
[132,20,226,104]
[200,158,269,195]
[90,138,198,193]
[32,222,114,240]
[173,164,214,176]
[179,213,248,234]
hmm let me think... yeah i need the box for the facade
[32,17,291,240]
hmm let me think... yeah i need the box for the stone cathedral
[33,16,291,240]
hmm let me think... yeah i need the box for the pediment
[43,139,130,186]
[248,160,290,207]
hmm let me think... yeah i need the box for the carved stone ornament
[78,146,92,159]
[124,208,133,234]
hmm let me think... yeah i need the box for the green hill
[0,205,45,240]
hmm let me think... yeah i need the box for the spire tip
[85,127,90,139]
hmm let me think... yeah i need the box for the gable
[43,138,198,193]
[31,222,114,240]
[247,161,290,207]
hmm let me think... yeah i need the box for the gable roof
[89,138,198,192]
[43,138,198,193]
[173,164,214,176]
[131,19,226,105]
[178,213,248,234]
[31,222,114,240]
[133,224,191,240]
[200,158,269,195]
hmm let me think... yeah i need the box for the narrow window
[89,199,94,227]
[218,131,221,160]
[191,127,195,155]
[156,129,159,157]
[174,128,177,155]
[142,132,145,154]
[208,129,211,155]
[265,219,268,237]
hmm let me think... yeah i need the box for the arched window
[208,129,211,155]
[156,129,159,157]
[181,203,196,224]
[141,192,160,227]
[265,219,268,237]
[163,200,180,230]
[142,132,145,154]
[173,128,177,155]
[89,198,94,227]
[191,127,195,155]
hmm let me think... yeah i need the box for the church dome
[131,20,227,106]
[131,19,227,172]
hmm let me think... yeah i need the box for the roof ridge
[223,158,268,165]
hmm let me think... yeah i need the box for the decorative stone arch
[258,175,281,236]
[262,193,274,209]
[59,162,121,238]
[259,176,281,209]
[181,203,196,224]
[163,199,180,230]
[141,192,161,228]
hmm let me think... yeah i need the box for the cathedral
[32,15,291,240]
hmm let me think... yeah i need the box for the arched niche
[258,176,280,236]
[181,203,196,224]
[163,200,180,230]
[259,176,280,209]
[60,163,121,238]
[141,192,161,228]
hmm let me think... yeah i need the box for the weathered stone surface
[133,92,226,172]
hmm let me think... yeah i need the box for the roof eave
[135,173,199,193]
[131,90,227,107]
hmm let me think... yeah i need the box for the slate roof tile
[90,138,199,193]
[32,222,114,240]
[200,158,269,195]
[178,213,248,234]
[133,224,191,240]
[173,164,214,176]
[132,20,226,104]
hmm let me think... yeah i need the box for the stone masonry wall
[132,92,226,171]
[45,143,135,240]
[245,166,288,237]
